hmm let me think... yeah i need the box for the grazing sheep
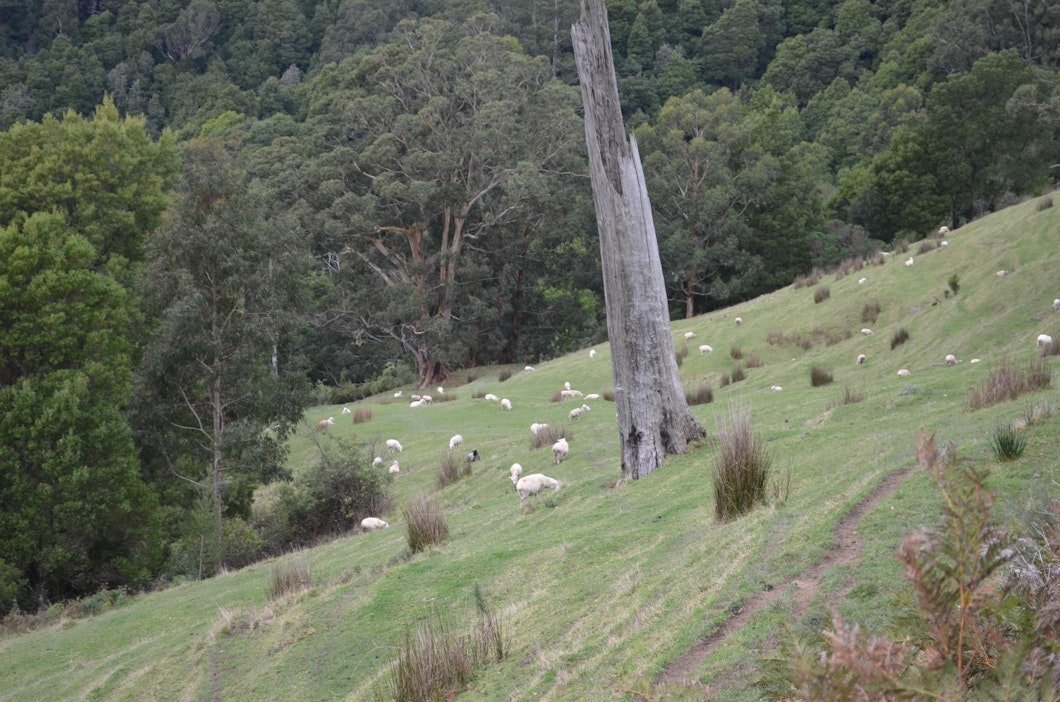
[940,241,948,248]
[568,404,591,420]
[734,317,743,326]
[996,270,1007,278]
[409,399,426,408]
[342,407,351,414]
[411,395,421,401]
[945,354,957,366]
[699,344,713,355]
[449,434,463,450]
[552,437,569,464]
[530,422,549,436]
[938,226,949,235]
[585,393,600,400]
[770,385,783,392]
[1038,334,1054,348]
[386,439,403,453]
[1053,298,1060,312]
[589,349,597,359]
[858,277,867,284]
[560,389,584,399]
[484,393,500,402]
[420,394,433,404]
[316,417,335,431]
[970,358,981,364]
[500,398,513,411]
[524,365,535,372]
[394,390,403,398]
[563,381,571,391]
[372,456,384,467]
[897,369,911,377]
[684,331,696,340]
[860,328,874,336]
[388,460,400,474]
[510,463,523,484]
[437,386,445,394]
[905,257,914,266]
[466,450,481,464]
[856,354,867,365]
[516,473,560,502]
[361,517,389,532]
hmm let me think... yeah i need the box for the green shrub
[404,494,449,554]
[712,403,773,521]
[990,425,1027,461]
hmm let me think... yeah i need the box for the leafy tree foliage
[0,213,163,613]
[132,138,310,571]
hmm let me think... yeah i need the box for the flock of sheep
[346,221,1058,536]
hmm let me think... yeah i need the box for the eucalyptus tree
[301,14,585,386]
[132,138,310,572]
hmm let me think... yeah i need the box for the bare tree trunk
[572,0,705,480]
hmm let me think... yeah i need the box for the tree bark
[572,0,705,480]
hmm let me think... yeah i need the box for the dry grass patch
[712,403,776,521]
[968,357,1051,409]
[437,453,473,489]
[810,365,834,387]
[353,408,372,424]
[813,285,831,303]
[404,494,449,553]
[891,327,910,349]
[268,555,311,600]
[685,384,714,406]
[861,300,881,325]
[827,386,865,410]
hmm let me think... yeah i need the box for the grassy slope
[2,196,1059,701]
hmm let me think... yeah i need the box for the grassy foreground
[2,195,1059,701]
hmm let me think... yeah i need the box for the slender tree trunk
[572,0,705,480]
[211,369,224,571]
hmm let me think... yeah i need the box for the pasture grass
[2,196,1059,701]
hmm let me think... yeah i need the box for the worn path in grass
[655,466,914,689]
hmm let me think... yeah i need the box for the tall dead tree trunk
[572,0,706,480]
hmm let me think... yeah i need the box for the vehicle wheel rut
[654,467,913,690]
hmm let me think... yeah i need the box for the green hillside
[2,195,1058,700]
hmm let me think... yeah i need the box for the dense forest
[1,0,1058,612]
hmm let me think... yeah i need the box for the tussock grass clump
[432,392,457,403]
[531,424,571,450]
[827,386,865,410]
[437,453,473,489]
[471,390,486,399]
[968,357,1051,409]
[813,285,830,303]
[268,555,311,600]
[948,273,960,295]
[404,494,449,553]
[793,268,824,288]
[376,590,507,702]
[1040,340,1058,357]
[730,365,746,382]
[497,370,512,382]
[890,327,910,349]
[712,403,774,521]
[353,408,372,424]
[766,330,784,346]
[745,353,763,368]
[729,345,743,360]
[685,384,714,406]
[719,373,731,388]
[824,328,850,346]
[1037,195,1053,211]
[675,345,687,367]
[810,365,833,387]
[917,240,936,254]
[990,425,1027,461]
[1022,400,1054,426]
[861,300,881,324]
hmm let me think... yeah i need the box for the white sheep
[386,439,404,453]
[500,398,512,411]
[897,369,911,377]
[699,344,713,355]
[341,407,351,414]
[684,331,696,340]
[524,365,535,372]
[530,422,549,436]
[860,328,873,336]
[1053,298,1060,312]
[420,394,433,404]
[568,404,591,420]
[388,460,400,474]
[940,241,948,248]
[970,358,981,364]
[560,389,583,399]
[361,517,389,532]
[734,317,743,326]
[449,434,463,450]
[589,349,597,359]
[945,354,957,366]
[509,463,523,484]
[938,225,950,235]
[585,393,600,400]
[905,257,914,267]
[996,270,1007,278]
[1038,334,1054,348]
[411,394,421,401]
[409,399,426,408]
[372,456,384,467]
[770,385,783,392]
[316,416,335,431]
[516,473,560,502]
[856,354,867,365]
[394,390,403,398]
[563,381,571,391]
[484,393,500,402]
[552,437,569,464]
[858,277,867,284]
[437,386,445,394]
